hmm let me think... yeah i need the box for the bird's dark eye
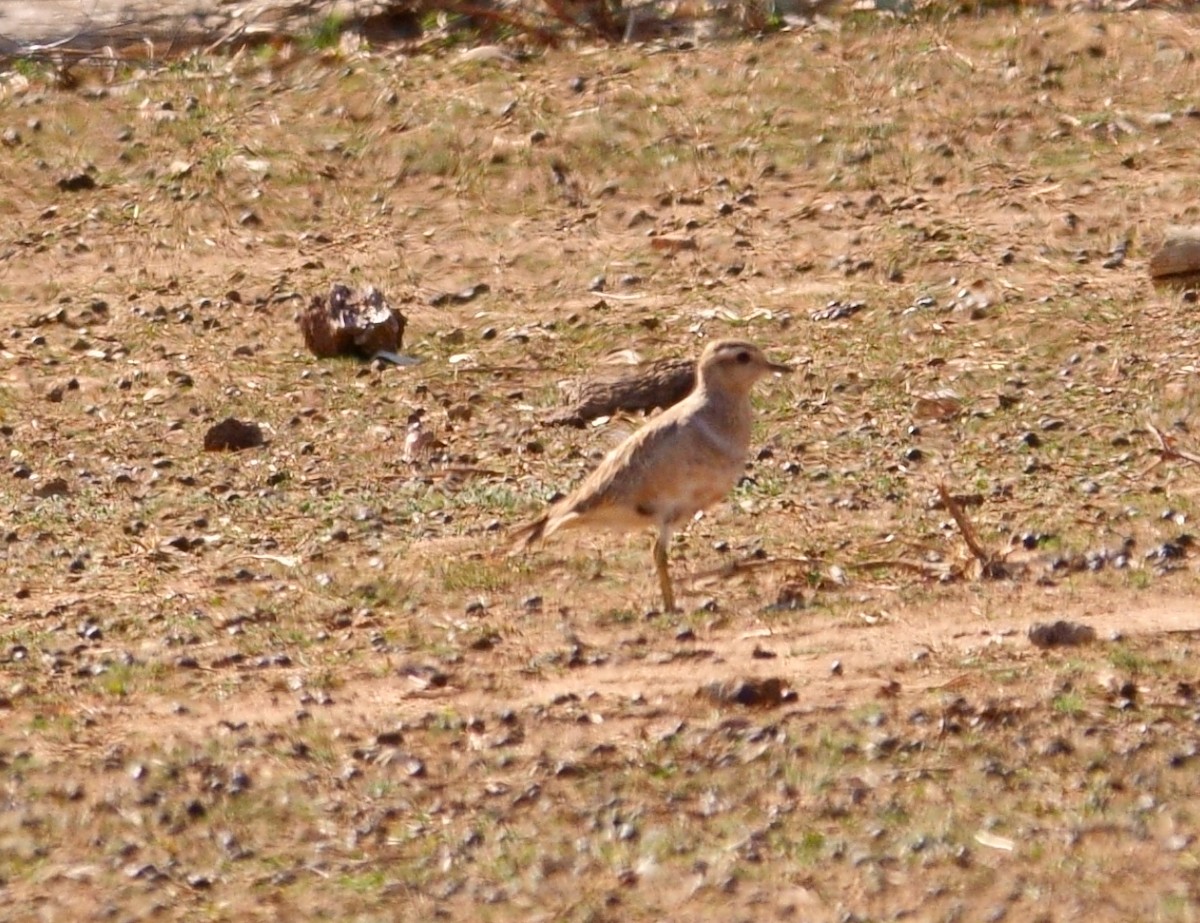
[736,351,751,364]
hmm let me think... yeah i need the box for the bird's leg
[652,528,677,613]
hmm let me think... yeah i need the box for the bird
[512,339,790,612]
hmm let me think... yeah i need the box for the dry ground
[4,7,1200,922]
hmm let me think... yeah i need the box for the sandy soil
[5,8,1200,920]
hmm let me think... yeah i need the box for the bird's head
[696,339,791,394]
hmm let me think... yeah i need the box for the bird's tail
[508,515,548,556]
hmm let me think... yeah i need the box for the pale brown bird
[513,339,790,612]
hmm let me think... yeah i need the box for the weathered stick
[546,357,696,427]
[1150,226,1200,279]
[1141,422,1200,476]
[938,482,1007,578]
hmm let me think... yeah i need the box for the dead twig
[203,22,248,56]
[885,767,955,781]
[448,365,543,375]
[1141,422,1200,476]
[425,466,505,480]
[845,558,959,579]
[937,482,1008,579]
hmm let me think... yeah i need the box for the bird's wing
[555,413,691,519]
[515,424,675,545]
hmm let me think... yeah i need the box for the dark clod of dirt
[400,663,450,690]
[33,477,71,498]
[203,418,264,452]
[547,356,695,427]
[700,677,786,708]
[56,171,96,192]
[770,582,808,611]
[1028,620,1097,648]
[299,283,406,360]
[1041,736,1075,757]
[468,631,500,651]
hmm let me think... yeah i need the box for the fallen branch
[1149,226,1200,281]
[547,357,696,427]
